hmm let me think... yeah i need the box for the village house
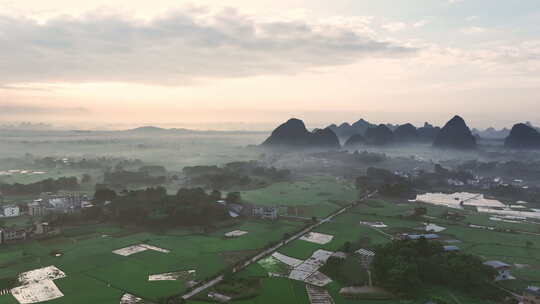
[483,260,514,281]
[523,286,540,304]
[355,248,375,269]
[399,233,439,241]
[331,251,348,260]
[34,222,51,235]
[0,204,20,217]
[28,200,47,217]
[443,245,460,252]
[215,200,245,218]
[0,226,27,243]
[41,192,86,213]
[251,205,279,220]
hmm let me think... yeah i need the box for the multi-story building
[355,248,375,269]
[28,200,47,217]
[252,206,279,220]
[42,192,86,213]
[0,205,20,217]
[34,222,51,235]
[0,227,27,243]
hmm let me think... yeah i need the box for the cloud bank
[0,6,415,85]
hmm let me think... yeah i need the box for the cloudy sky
[0,0,539,129]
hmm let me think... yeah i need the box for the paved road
[181,191,377,300]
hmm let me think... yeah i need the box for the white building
[355,248,375,269]
[28,200,47,217]
[1,205,20,217]
[252,206,279,220]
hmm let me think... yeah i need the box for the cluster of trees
[183,161,290,190]
[356,168,416,199]
[74,187,229,229]
[373,239,500,298]
[0,177,79,195]
[103,169,166,187]
[48,186,233,229]
[320,254,367,286]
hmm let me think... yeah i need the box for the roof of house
[525,286,540,296]
[443,245,460,252]
[2,226,26,233]
[483,260,510,269]
[1,204,18,209]
[405,233,439,240]
[355,248,375,256]
[253,205,278,210]
[228,203,244,213]
[331,252,348,259]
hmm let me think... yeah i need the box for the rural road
[181,191,378,300]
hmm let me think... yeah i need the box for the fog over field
[0,129,267,170]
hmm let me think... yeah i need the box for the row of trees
[0,177,79,195]
[183,161,290,190]
[70,187,232,228]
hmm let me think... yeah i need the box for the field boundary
[181,191,377,300]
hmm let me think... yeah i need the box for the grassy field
[361,199,540,290]
[0,219,304,304]
[279,212,391,260]
[222,197,539,304]
[240,176,358,218]
[1,190,537,303]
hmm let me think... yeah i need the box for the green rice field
[240,176,358,217]
[0,220,303,304]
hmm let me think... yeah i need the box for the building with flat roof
[355,248,375,269]
[400,233,439,240]
[0,205,20,217]
[28,200,47,217]
[443,245,460,252]
[0,227,27,243]
[524,286,540,304]
[252,206,279,220]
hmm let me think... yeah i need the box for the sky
[0,0,539,130]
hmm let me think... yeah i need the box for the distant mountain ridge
[328,119,376,138]
[262,116,540,150]
[365,124,394,146]
[472,127,510,139]
[394,123,420,143]
[433,115,477,150]
[261,118,340,149]
[505,123,540,149]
